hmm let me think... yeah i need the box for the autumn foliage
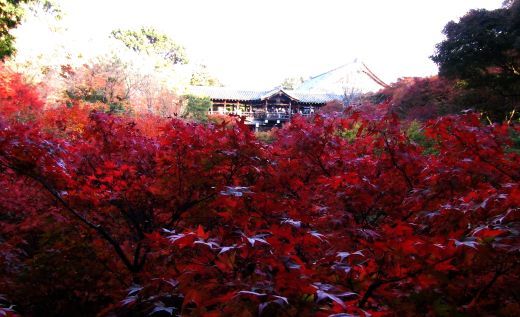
[1,66,519,316]
[376,76,517,122]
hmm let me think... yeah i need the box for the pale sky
[50,0,505,88]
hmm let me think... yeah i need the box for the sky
[46,0,505,89]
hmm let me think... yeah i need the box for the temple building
[188,86,343,127]
[187,61,387,128]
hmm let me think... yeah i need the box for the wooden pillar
[289,100,292,118]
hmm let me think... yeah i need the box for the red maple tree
[0,66,519,316]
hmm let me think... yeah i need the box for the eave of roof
[260,89,299,101]
[187,86,343,104]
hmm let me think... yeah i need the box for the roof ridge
[306,59,360,80]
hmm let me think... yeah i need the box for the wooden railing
[249,112,290,120]
[209,111,311,120]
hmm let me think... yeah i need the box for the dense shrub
[0,67,519,316]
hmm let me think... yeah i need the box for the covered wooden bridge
[188,86,343,128]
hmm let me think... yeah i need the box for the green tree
[0,0,63,61]
[111,27,188,67]
[0,0,29,60]
[431,1,519,119]
[182,94,211,121]
[0,0,60,58]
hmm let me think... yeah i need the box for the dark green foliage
[0,0,29,60]
[0,0,62,60]
[431,1,520,120]
[183,94,211,121]
[431,3,519,92]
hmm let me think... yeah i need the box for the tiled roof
[187,86,343,104]
[187,86,269,101]
[297,60,387,93]
[285,90,343,104]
